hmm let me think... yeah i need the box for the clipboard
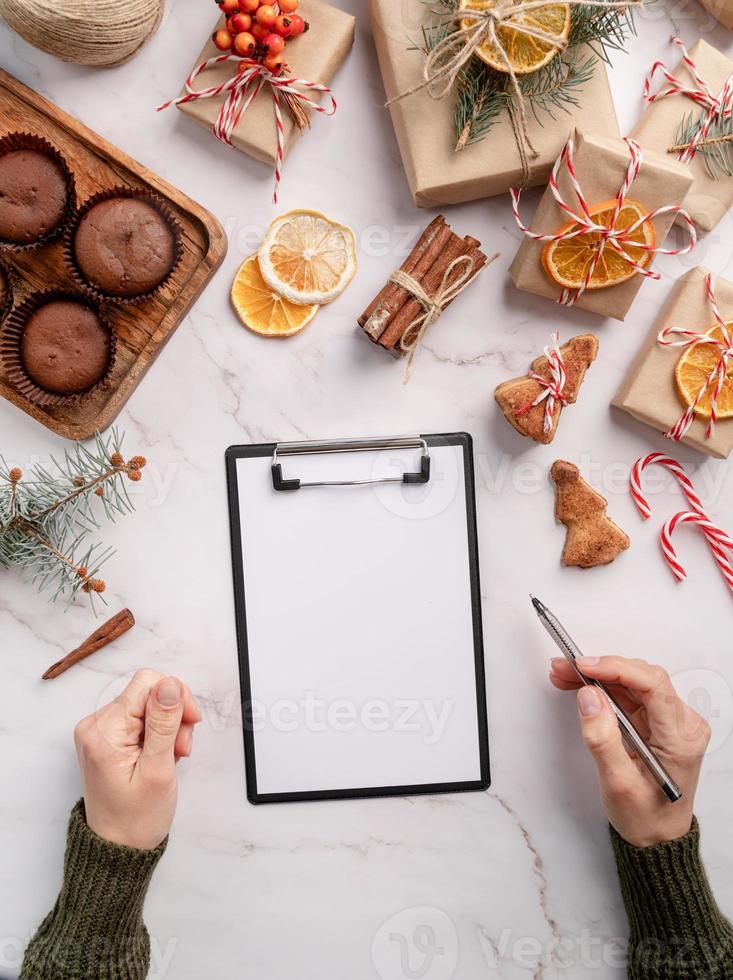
[225,432,490,804]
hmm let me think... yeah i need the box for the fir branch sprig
[672,109,733,180]
[0,430,145,609]
[567,0,636,61]
[419,0,637,149]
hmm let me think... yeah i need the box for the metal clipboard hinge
[271,436,431,492]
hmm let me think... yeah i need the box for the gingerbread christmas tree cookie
[551,460,630,568]
[495,333,599,444]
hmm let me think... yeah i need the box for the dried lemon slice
[258,209,357,306]
[458,0,570,76]
[230,254,318,337]
[542,200,656,292]
[675,324,733,420]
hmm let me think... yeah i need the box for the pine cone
[127,470,142,482]
[129,456,147,470]
[110,452,125,467]
[9,467,22,483]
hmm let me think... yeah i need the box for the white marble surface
[2,2,733,978]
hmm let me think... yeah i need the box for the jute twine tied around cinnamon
[393,251,498,382]
[0,0,164,67]
[387,0,644,186]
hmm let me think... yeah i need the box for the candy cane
[630,452,705,519]
[661,510,733,592]
[630,453,733,593]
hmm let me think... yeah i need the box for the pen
[530,595,682,804]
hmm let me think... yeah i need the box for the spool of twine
[0,0,165,68]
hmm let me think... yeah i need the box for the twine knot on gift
[644,35,733,165]
[657,272,733,440]
[515,331,567,432]
[156,54,336,203]
[510,135,697,306]
[630,452,733,596]
[392,254,487,382]
[386,0,642,186]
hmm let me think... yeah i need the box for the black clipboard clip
[271,436,431,492]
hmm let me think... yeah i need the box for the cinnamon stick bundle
[358,216,490,356]
[42,608,135,680]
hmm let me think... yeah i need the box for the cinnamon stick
[361,217,451,341]
[358,215,445,328]
[42,608,135,680]
[379,232,484,352]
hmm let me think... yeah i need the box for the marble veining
[1,2,733,978]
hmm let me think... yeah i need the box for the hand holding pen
[529,595,714,849]
[549,651,710,848]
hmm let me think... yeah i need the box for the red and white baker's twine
[510,136,697,306]
[630,453,733,594]
[644,35,733,165]
[657,273,733,441]
[156,55,336,203]
[515,332,567,433]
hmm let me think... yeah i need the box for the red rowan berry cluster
[211,0,307,73]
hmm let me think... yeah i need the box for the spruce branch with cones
[0,430,145,609]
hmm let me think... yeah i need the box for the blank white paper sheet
[227,434,489,802]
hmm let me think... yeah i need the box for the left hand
[74,668,202,850]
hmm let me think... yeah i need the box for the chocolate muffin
[72,194,178,299]
[21,299,112,395]
[0,147,70,245]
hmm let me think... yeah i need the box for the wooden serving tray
[0,69,228,440]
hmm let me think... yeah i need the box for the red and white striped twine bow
[630,452,733,594]
[510,136,697,307]
[156,55,336,203]
[514,332,567,433]
[657,273,733,441]
[644,35,733,165]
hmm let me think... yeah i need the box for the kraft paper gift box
[369,0,620,207]
[509,130,694,321]
[176,0,355,169]
[613,267,733,459]
[631,39,733,234]
[697,0,733,29]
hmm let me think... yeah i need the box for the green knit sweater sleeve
[20,799,166,980]
[611,817,733,979]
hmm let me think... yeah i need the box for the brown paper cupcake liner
[0,132,77,252]
[0,258,14,325]
[0,290,117,409]
[63,186,183,305]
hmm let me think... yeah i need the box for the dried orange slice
[258,209,357,306]
[458,0,570,76]
[675,324,733,419]
[230,254,318,337]
[542,200,656,292]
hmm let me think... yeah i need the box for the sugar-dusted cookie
[551,460,630,568]
[495,333,599,444]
